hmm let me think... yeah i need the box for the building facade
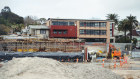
[27,25,50,39]
[47,18,114,43]
[110,22,115,43]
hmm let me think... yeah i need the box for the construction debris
[0,57,122,79]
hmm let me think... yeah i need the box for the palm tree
[127,15,138,42]
[106,13,119,25]
[118,19,129,42]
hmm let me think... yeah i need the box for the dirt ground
[111,59,140,79]
[0,57,140,79]
[112,70,140,79]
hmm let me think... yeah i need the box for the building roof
[48,18,114,22]
[28,25,50,30]
[22,29,27,32]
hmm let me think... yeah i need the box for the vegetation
[118,19,129,42]
[0,6,24,35]
[116,36,131,43]
[106,13,119,25]
[0,24,10,35]
[127,15,138,41]
[107,14,139,44]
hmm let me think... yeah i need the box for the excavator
[108,44,123,59]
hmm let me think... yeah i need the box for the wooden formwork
[0,39,84,52]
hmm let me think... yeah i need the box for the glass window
[86,29,90,35]
[100,30,106,35]
[110,23,113,29]
[52,21,58,25]
[69,22,74,26]
[90,22,94,27]
[53,31,57,34]
[90,30,94,35]
[80,22,84,27]
[80,30,106,35]
[87,22,90,27]
[52,21,75,26]
[59,31,62,34]
[94,30,99,35]
[100,22,106,27]
[80,30,85,34]
[95,22,99,27]
[63,31,67,34]
[40,30,46,34]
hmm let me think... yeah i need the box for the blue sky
[0,0,140,21]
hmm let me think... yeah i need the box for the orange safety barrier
[102,59,104,67]
[125,56,128,64]
[123,57,125,64]
[114,58,116,68]
[68,59,70,62]
[61,59,64,62]
[76,58,79,63]
[119,57,122,67]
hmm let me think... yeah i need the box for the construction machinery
[108,44,123,59]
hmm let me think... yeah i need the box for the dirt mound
[0,57,122,79]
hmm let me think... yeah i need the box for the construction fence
[0,39,84,52]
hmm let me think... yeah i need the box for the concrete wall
[132,51,140,58]
[86,46,106,52]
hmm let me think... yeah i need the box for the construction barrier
[102,58,104,67]
[119,57,122,67]
[114,58,116,68]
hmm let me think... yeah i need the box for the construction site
[0,38,140,79]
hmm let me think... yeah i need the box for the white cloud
[0,0,140,21]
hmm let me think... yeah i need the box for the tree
[39,18,46,24]
[127,15,138,42]
[118,19,129,42]
[1,6,24,26]
[0,24,11,35]
[0,6,24,34]
[11,24,25,32]
[24,16,38,26]
[106,13,119,25]
[1,6,11,13]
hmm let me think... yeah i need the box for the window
[100,30,106,35]
[63,30,67,34]
[69,22,75,26]
[90,30,95,35]
[110,23,114,29]
[53,31,57,34]
[80,22,84,27]
[86,29,91,35]
[90,22,95,27]
[58,31,62,34]
[40,30,46,34]
[52,21,58,25]
[100,22,106,27]
[79,29,106,35]
[80,30,85,34]
[94,30,99,35]
[53,30,67,34]
[52,21,75,26]
[95,22,99,27]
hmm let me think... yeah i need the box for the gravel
[0,57,123,79]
